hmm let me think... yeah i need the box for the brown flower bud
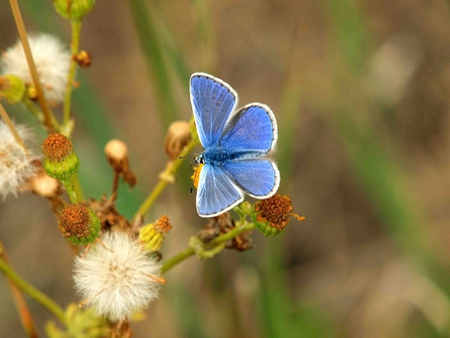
[74,50,92,68]
[164,121,191,161]
[58,204,100,245]
[104,139,136,187]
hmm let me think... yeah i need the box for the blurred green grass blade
[127,0,179,129]
[260,239,297,338]
[327,0,368,73]
[152,4,192,86]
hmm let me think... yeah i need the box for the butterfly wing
[222,159,280,198]
[190,73,238,148]
[196,164,244,217]
[219,103,277,157]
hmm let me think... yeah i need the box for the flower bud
[0,75,26,104]
[139,215,172,252]
[42,133,79,182]
[58,204,100,245]
[164,121,191,161]
[104,139,136,187]
[74,50,92,68]
[53,0,96,21]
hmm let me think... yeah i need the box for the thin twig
[0,102,27,151]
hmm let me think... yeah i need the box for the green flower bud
[58,204,101,245]
[53,0,96,21]
[139,215,172,252]
[42,133,80,182]
[0,75,25,104]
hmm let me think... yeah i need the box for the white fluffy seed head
[73,231,162,322]
[1,34,71,103]
[0,121,38,200]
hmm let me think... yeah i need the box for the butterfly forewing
[196,164,244,217]
[190,73,238,149]
[222,159,280,198]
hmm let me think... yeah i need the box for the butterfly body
[190,73,280,217]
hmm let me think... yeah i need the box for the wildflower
[73,231,164,322]
[58,204,100,245]
[252,194,304,237]
[0,121,38,199]
[1,34,71,104]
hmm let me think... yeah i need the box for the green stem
[71,173,84,202]
[63,20,82,126]
[160,247,195,274]
[161,221,254,273]
[62,178,78,204]
[0,257,66,326]
[135,136,199,218]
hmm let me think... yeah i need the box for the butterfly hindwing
[219,103,277,156]
[190,73,238,149]
[197,163,244,217]
[222,159,280,198]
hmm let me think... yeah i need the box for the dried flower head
[59,204,100,245]
[0,121,38,199]
[73,231,164,322]
[253,194,304,237]
[1,34,71,104]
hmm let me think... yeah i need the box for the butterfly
[190,72,280,218]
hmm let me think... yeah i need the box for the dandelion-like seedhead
[0,121,38,199]
[0,34,71,103]
[73,231,162,322]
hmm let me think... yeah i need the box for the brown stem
[0,243,39,338]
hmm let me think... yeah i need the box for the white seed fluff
[1,34,71,103]
[73,231,162,322]
[0,121,38,199]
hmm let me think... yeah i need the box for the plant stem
[0,243,39,338]
[160,247,195,273]
[9,0,59,132]
[62,178,78,204]
[71,173,84,202]
[161,221,254,273]
[63,20,82,126]
[135,137,199,218]
[0,102,27,151]
[0,255,66,326]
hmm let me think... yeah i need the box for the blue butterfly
[190,72,280,217]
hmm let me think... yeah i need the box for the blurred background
[1,0,450,337]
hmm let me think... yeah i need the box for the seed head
[73,231,164,322]
[0,121,38,199]
[1,34,71,104]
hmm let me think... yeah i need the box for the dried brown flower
[254,194,304,231]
